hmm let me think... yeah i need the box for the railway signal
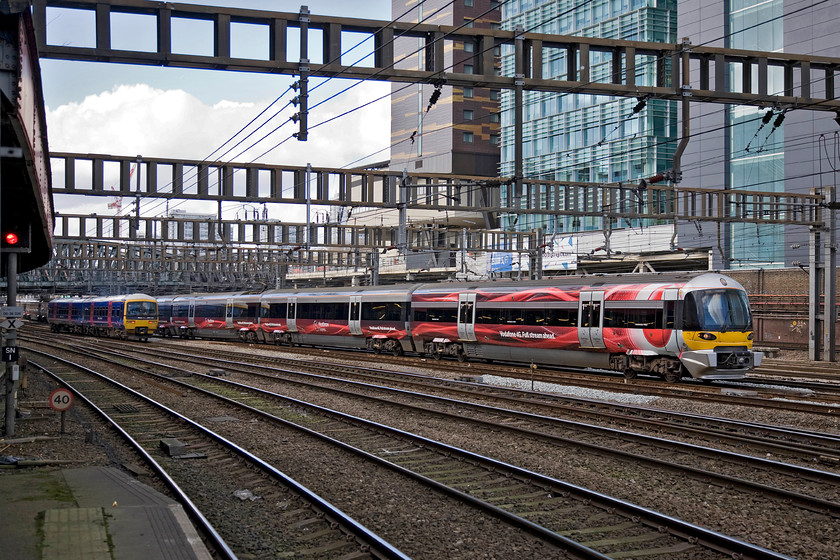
[1,224,30,252]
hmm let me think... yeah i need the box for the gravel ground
[5,339,839,560]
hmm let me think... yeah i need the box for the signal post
[2,224,30,437]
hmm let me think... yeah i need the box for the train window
[524,309,545,325]
[683,289,752,331]
[504,308,525,325]
[603,307,662,329]
[414,307,457,322]
[195,304,225,318]
[362,302,404,322]
[458,302,474,324]
[127,301,157,319]
[297,302,350,321]
[158,304,172,319]
[475,308,501,324]
[173,303,190,317]
[322,303,349,320]
[262,303,287,319]
[580,302,602,328]
[665,301,675,329]
[546,308,577,327]
[230,304,259,319]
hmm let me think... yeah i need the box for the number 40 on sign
[49,388,74,412]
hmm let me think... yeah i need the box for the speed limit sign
[49,388,74,412]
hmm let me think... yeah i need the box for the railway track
[150,332,840,414]
[19,334,838,558]
[25,350,410,560]
[81,336,840,466]
[52,336,840,503]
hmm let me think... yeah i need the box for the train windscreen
[683,289,752,332]
[126,301,158,320]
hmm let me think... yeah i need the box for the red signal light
[4,232,19,245]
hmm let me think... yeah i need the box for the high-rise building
[389,0,501,176]
[678,0,840,269]
[499,0,679,234]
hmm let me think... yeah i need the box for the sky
[41,0,394,222]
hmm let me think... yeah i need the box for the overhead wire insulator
[425,80,445,113]
[632,97,647,113]
[426,87,442,113]
[762,109,774,125]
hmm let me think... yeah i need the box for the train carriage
[155,295,178,337]
[260,285,413,354]
[410,272,760,381]
[48,294,158,341]
[168,293,261,341]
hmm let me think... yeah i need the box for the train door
[578,291,605,348]
[225,298,234,328]
[662,288,680,353]
[188,300,196,328]
[457,293,477,341]
[287,297,297,332]
[349,296,362,335]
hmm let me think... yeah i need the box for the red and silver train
[146,272,760,382]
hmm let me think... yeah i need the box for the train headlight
[747,332,753,340]
[698,332,717,341]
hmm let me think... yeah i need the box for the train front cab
[123,295,158,341]
[677,281,763,380]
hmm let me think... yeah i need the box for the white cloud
[46,81,391,167]
[46,81,392,219]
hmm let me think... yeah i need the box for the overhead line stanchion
[823,186,837,362]
[513,25,525,220]
[294,6,310,142]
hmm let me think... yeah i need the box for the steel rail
[25,349,413,560]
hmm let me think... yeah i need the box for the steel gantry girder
[32,0,840,113]
[49,154,826,228]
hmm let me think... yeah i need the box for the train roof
[50,293,156,303]
[144,272,744,303]
[412,271,740,292]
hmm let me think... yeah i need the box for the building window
[463,19,473,28]
[464,109,474,121]
[490,112,500,123]
[463,131,474,143]
[464,42,474,53]
[463,87,474,98]
[490,89,500,101]
[490,134,500,145]
[465,0,474,6]
[463,64,474,74]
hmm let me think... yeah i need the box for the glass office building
[499,0,679,233]
[678,0,839,269]
[729,0,785,268]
